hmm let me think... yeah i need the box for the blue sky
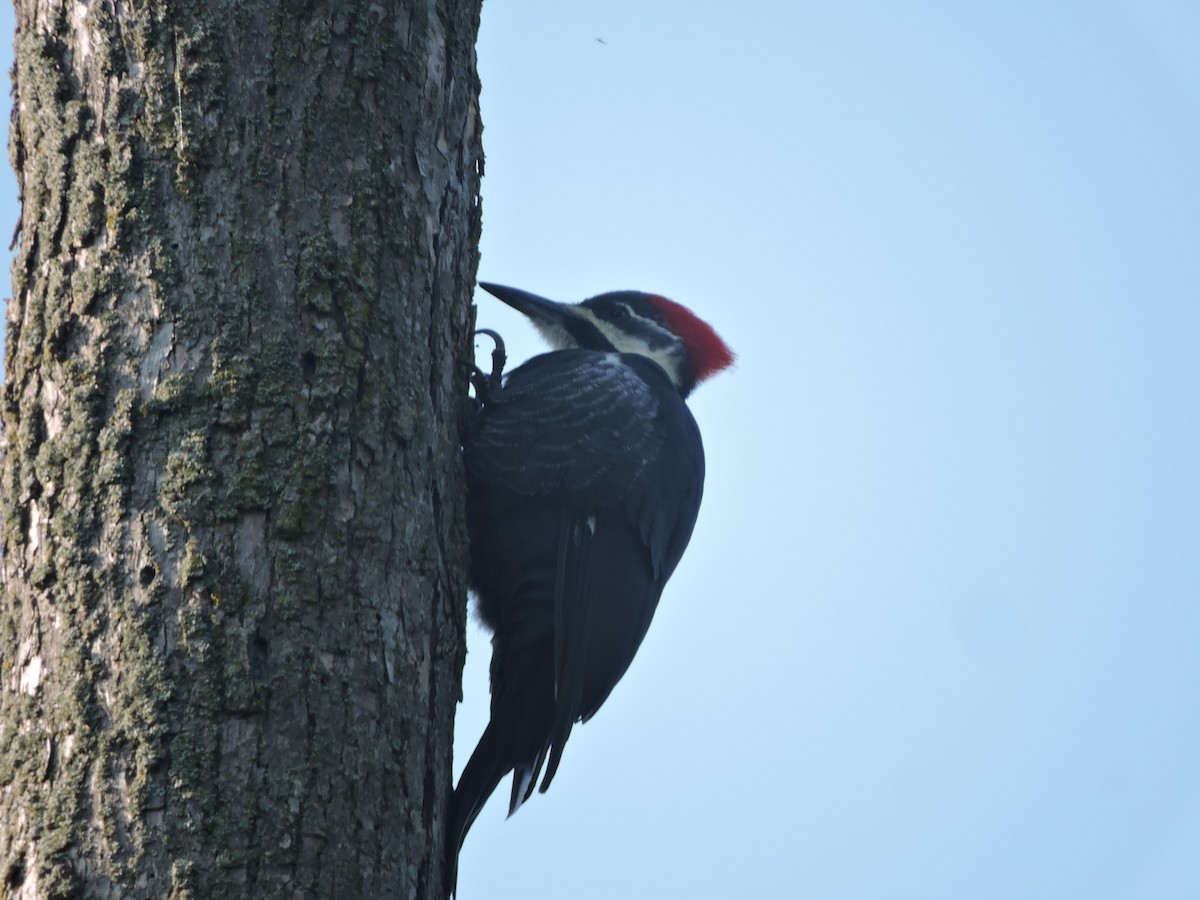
[460,3,1200,899]
[4,3,1199,899]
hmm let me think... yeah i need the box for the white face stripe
[574,307,686,389]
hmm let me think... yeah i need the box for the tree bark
[0,0,480,896]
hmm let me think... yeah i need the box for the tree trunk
[0,0,481,896]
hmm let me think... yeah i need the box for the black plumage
[447,283,732,892]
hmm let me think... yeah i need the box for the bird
[447,281,734,891]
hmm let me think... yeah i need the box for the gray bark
[0,0,481,896]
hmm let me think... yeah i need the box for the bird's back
[451,349,706,860]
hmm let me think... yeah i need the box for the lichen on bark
[1,0,481,896]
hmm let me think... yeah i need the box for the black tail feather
[446,719,510,896]
[446,647,555,895]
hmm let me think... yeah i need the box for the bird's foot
[470,328,507,407]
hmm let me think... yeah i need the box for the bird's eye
[612,305,632,320]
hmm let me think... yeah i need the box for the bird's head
[478,282,734,397]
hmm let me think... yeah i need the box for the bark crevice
[1,0,482,896]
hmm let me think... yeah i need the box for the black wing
[466,350,663,504]
[463,350,705,807]
[466,351,704,578]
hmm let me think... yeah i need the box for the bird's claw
[470,328,507,407]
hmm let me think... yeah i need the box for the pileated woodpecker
[448,282,734,888]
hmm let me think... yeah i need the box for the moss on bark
[1,0,480,896]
